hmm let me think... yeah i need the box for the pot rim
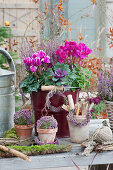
[14,124,34,129]
[37,128,58,134]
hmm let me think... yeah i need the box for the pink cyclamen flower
[44,55,50,63]
[38,50,46,59]
[30,66,37,72]
[56,41,92,64]
[35,57,41,66]
[76,43,92,61]
[56,47,67,63]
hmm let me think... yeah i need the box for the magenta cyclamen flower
[23,50,50,72]
[30,66,37,72]
[76,43,92,61]
[56,41,92,63]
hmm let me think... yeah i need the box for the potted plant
[37,116,58,144]
[88,96,109,135]
[20,40,92,137]
[14,109,34,139]
[67,108,91,144]
[98,64,113,131]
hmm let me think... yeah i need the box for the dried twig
[0,145,31,162]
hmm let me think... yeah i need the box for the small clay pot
[37,128,58,144]
[14,124,34,140]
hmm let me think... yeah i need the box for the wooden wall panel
[0,0,40,38]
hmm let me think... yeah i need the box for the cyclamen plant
[14,109,34,125]
[37,116,58,129]
[23,50,50,73]
[56,41,92,64]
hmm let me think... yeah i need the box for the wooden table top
[0,138,113,170]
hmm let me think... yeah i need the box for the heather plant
[98,65,113,101]
[14,109,34,125]
[37,116,58,129]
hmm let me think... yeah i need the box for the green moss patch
[0,144,72,157]
[4,128,18,139]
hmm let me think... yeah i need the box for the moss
[4,128,18,139]
[8,144,72,155]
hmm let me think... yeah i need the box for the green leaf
[52,77,58,81]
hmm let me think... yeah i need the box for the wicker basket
[104,100,113,132]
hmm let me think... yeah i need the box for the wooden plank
[0,3,39,9]
[1,140,113,169]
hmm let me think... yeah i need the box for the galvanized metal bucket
[0,48,16,137]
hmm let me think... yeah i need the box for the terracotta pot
[37,128,58,144]
[31,89,80,138]
[14,124,33,140]
[67,116,89,144]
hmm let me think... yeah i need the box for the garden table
[0,138,113,170]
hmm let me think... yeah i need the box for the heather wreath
[37,116,58,129]
[14,109,34,125]
[20,40,92,93]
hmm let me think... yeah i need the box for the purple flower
[88,96,101,105]
[37,116,58,129]
[98,67,113,101]
[14,109,33,125]
[94,97,101,104]
[88,98,94,104]
[90,109,95,112]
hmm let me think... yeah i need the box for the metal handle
[0,48,16,86]
[0,48,15,71]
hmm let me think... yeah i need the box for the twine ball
[93,120,112,143]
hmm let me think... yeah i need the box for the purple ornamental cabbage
[53,69,67,79]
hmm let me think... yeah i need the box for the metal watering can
[0,48,16,137]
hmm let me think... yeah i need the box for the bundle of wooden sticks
[62,95,94,117]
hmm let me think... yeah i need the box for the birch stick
[89,103,94,112]
[62,104,69,111]
[76,103,80,116]
[67,95,75,110]
[0,145,31,162]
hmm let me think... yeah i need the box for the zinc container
[0,48,15,137]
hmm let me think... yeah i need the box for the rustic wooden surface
[0,138,113,170]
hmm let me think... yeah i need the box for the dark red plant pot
[31,89,80,138]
